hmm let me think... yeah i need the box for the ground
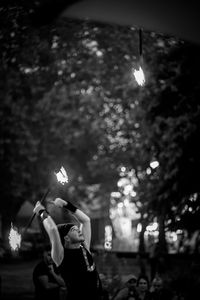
[0,258,37,300]
[1,252,200,300]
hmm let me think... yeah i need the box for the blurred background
[1,1,200,299]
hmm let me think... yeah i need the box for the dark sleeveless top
[58,245,101,300]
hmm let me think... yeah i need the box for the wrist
[38,209,45,215]
[64,201,77,213]
[39,209,49,221]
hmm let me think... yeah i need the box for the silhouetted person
[33,245,66,300]
[150,276,173,300]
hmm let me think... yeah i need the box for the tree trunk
[139,222,146,253]
[138,216,147,275]
[157,212,168,275]
[158,213,167,254]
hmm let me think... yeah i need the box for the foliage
[136,38,200,233]
[0,2,139,224]
[1,0,200,250]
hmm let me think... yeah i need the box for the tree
[0,2,140,243]
[135,39,200,251]
[1,1,200,254]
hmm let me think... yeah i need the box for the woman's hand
[54,198,67,208]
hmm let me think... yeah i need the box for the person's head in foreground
[57,223,84,248]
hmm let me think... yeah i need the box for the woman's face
[138,278,148,292]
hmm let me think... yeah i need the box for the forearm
[76,209,91,247]
[33,202,63,266]
[41,215,64,266]
[43,216,61,248]
[73,208,90,224]
[62,199,90,223]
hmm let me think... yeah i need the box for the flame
[55,166,68,185]
[133,66,145,86]
[9,223,21,251]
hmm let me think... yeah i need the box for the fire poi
[8,166,69,251]
[9,223,21,251]
[54,166,69,185]
[133,28,146,87]
[132,65,145,86]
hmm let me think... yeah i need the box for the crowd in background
[32,248,186,300]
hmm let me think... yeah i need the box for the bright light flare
[137,223,142,233]
[150,161,159,169]
[104,225,112,250]
[9,223,21,251]
[55,166,68,185]
[133,66,145,86]
[146,222,158,232]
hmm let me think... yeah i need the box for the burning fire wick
[54,166,68,185]
[133,66,145,86]
[8,166,69,251]
[9,223,21,251]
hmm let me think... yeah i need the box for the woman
[136,275,152,300]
